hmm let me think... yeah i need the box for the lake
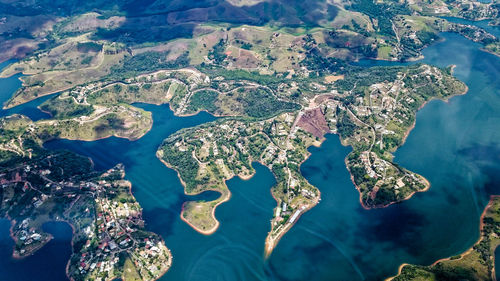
[0,31,499,280]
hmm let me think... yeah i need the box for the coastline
[346,155,432,211]
[157,154,230,235]
[3,85,75,110]
[385,195,500,281]
[263,197,318,258]
[159,148,271,236]
[481,47,500,58]
[158,137,322,257]
[263,136,325,258]
[2,166,172,281]
[347,78,468,210]
[179,189,231,236]
[43,120,153,143]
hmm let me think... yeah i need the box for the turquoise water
[0,32,499,280]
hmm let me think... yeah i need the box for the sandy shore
[263,137,324,258]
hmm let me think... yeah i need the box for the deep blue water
[0,220,73,281]
[0,32,499,281]
[0,62,52,121]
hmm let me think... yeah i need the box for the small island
[0,116,171,281]
[0,0,493,273]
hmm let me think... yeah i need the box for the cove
[0,32,499,281]
[442,17,500,38]
[0,64,52,121]
[0,220,73,281]
[267,33,500,281]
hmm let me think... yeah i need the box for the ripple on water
[1,33,500,281]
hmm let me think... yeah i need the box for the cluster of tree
[241,88,300,118]
[234,39,253,50]
[160,142,200,192]
[350,0,411,37]
[76,42,103,53]
[336,110,357,138]
[300,48,349,74]
[39,96,94,119]
[208,39,228,65]
[108,51,190,80]
[186,90,218,113]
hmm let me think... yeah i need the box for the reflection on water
[270,33,500,280]
[0,32,499,281]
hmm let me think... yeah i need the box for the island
[0,0,494,274]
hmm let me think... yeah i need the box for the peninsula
[0,0,493,274]
[0,115,171,281]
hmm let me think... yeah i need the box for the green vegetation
[0,119,172,280]
[76,42,103,53]
[208,39,228,65]
[350,0,411,36]
[108,51,190,80]
[187,90,218,113]
[391,196,500,281]
[0,0,492,272]
[338,64,466,207]
[39,96,94,119]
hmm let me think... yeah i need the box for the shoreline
[348,78,468,210]
[158,137,322,257]
[157,154,230,235]
[2,166,172,281]
[263,197,318,258]
[385,195,500,281]
[480,47,500,58]
[179,189,231,236]
[43,120,152,143]
[263,136,325,258]
[346,155,432,211]
[3,85,75,110]
[159,149,268,236]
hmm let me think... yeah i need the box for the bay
[0,32,499,281]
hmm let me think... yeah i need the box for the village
[159,63,466,253]
[0,152,171,281]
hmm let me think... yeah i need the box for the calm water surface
[0,32,499,280]
[0,220,73,281]
[0,61,52,120]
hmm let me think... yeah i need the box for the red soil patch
[231,49,259,68]
[296,107,330,138]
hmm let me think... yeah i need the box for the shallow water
[0,32,499,281]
